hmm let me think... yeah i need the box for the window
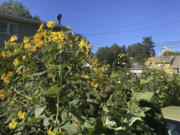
[9,23,18,35]
[0,22,8,33]
[0,21,18,35]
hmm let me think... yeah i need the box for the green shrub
[0,22,169,135]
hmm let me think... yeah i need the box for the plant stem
[55,65,62,123]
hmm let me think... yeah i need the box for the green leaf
[44,85,61,96]
[46,65,59,74]
[136,92,154,102]
[62,122,78,135]
[129,117,141,126]
[35,106,45,117]
[22,117,45,126]
[27,71,46,77]
[16,65,24,73]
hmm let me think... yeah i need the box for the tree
[0,0,40,20]
[33,14,41,21]
[142,37,155,57]
[127,37,155,64]
[127,43,148,64]
[96,44,130,69]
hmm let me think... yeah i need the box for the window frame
[0,21,18,35]
[0,20,9,34]
[9,22,18,35]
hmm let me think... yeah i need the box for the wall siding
[0,18,39,47]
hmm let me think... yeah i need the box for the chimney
[57,14,62,25]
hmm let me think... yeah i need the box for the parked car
[161,106,180,135]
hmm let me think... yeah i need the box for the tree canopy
[127,37,155,64]
[96,44,130,70]
[96,37,155,68]
[0,0,40,21]
[127,43,148,64]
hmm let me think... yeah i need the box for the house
[0,12,67,47]
[171,55,180,73]
[130,62,143,75]
[146,55,180,73]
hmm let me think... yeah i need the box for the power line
[156,44,180,50]
[82,7,180,36]
[90,40,180,48]
[109,7,180,31]
[90,40,180,53]
[155,40,180,45]
[154,42,180,48]
[82,20,180,36]
[90,39,180,46]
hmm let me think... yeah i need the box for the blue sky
[1,0,180,54]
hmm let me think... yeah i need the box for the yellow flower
[24,43,31,50]
[18,111,26,120]
[79,38,87,49]
[57,44,62,49]
[47,126,55,135]
[122,62,126,65]
[130,57,133,60]
[1,73,10,83]
[126,72,129,76]
[1,73,5,80]
[9,35,18,42]
[74,123,81,130]
[4,41,8,48]
[1,51,6,57]
[13,58,19,66]
[7,71,13,77]
[9,119,17,129]
[6,51,11,57]
[14,49,19,54]
[22,55,26,60]
[34,90,39,95]
[1,51,11,58]
[51,31,65,42]
[162,50,166,53]
[0,90,5,100]
[31,46,37,52]
[92,58,98,66]
[37,23,44,32]
[145,62,150,65]
[66,26,72,30]
[58,129,62,134]
[47,21,55,28]
[23,37,29,44]
[82,75,89,79]
[91,79,98,90]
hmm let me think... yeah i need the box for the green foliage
[140,69,180,108]
[127,37,155,64]
[0,0,41,20]
[96,44,130,70]
[142,37,155,57]
[0,24,171,135]
[127,43,148,64]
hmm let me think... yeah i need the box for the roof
[146,55,180,68]
[147,56,175,64]
[130,62,143,70]
[161,106,180,122]
[171,55,180,69]
[0,12,68,31]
